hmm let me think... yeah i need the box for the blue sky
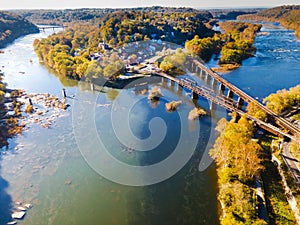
[1,0,299,9]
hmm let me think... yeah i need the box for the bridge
[139,57,300,141]
[38,25,66,32]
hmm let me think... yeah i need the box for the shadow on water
[0,151,13,224]
[0,73,15,224]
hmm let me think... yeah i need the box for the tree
[246,102,267,121]
[210,116,263,182]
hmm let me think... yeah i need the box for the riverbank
[210,83,300,224]
[0,71,24,148]
[0,69,71,149]
[0,11,39,48]
[237,5,300,39]
[210,116,299,224]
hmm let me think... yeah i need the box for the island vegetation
[165,100,182,112]
[185,21,262,70]
[238,5,300,38]
[0,11,39,48]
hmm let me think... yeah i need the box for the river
[0,22,299,225]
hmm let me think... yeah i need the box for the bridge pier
[212,78,218,91]
[210,101,217,111]
[195,66,201,75]
[170,80,175,89]
[200,70,206,80]
[227,90,234,99]
[178,85,183,96]
[91,83,94,92]
[205,74,211,85]
[192,91,199,100]
[161,77,168,88]
[190,62,195,73]
[237,97,244,109]
[219,84,225,94]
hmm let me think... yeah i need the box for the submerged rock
[65,179,72,185]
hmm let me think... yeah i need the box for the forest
[185,21,261,69]
[238,5,300,38]
[210,113,298,224]
[32,6,263,81]
[0,11,39,48]
[263,85,300,114]
[210,116,265,225]
[33,8,216,80]
[13,6,213,26]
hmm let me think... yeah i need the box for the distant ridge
[0,11,39,48]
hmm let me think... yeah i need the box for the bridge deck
[191,58,300,136]
[146,64,299,141]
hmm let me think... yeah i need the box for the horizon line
[4,5,288,11]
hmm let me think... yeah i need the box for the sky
[0,0,299,9]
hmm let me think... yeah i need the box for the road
[282,142,300,185]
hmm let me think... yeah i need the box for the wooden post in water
[91,83,94,91]
[62,88,66,98]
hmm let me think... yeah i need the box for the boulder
[11,211,26,219]
[24,203,32,209]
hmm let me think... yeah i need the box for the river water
[0,22,299,225]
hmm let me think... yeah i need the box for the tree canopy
[210,116,264,224]
[0,11,39,48]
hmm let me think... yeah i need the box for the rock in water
[165,101,182,112]
[17,206,27,211]
[148,87,163,100]
[188,107,206,120]
[11,211,26,219]
[24,203,32,209]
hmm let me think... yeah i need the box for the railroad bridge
[38,25,66,32]
[144,57,300,141]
